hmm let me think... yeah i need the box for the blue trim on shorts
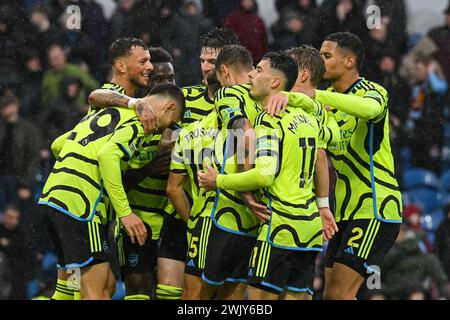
[269,242,323,252]
[260,281,283,293]
[285,286,314,295]
[57,257,94,270]
[225,277,247,283]
[201,273,224,286]
[363,263,381,275]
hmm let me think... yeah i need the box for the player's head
[142,83,185,131]
[288,45,325,88]
[206,70,221,98]
[214,45,253,86]
[199,28,240,82]
[248,51,298,100]
[320,32,364,81]
[148,47,175,89]
[109,37,153,89]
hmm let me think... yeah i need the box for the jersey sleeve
[315,88,387,122]
[51,130,71,158]
[215,87,246,128]
[216,113,280,192]
[284,91,320,115]
[97,121,146,218]
[314,101,340,149]
[170,134,188,176]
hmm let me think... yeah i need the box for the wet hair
[149,47,173,64]
[288,45,325,87]
[261,51,298,91]
[148,83,185,113]
[199,28,240,51]
[324,32,365,71]
[214,45,253,72]
[109,37,148,65]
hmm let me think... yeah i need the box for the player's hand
[319,207,338,241]
[241,192,271,222]
[197,165,218,191]
[265,92,289,116]
[120,213,148,246]
[135,99,159,135]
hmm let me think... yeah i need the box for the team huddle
[38,28,402,300]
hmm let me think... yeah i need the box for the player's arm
[313,89,386,121]
[97,123,148,246]
[88,89,157,134]
[166,134,190,223]
[123,126,180,191]
[51,130,71,158]
[166,173,190,224]
[314,149,338,241]
[198,118,279,192]
[315,102,340,148]
[264,91,319,116]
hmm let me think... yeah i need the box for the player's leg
[323,219,400,300]
[247,285,279,300]
[277,251,317,301]
[53,269,75,300]
[80,262,112,300]
[323,221,345,296]
[156,214,187,300]
[120,223,157,300]
[323,262,364,300]
[201,222,255,300]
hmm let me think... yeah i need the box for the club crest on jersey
[128,254,139,267]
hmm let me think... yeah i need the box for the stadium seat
[407,188,442,213]
[440,170,450,192]
[403,167,440,190]
[421,209,445,231]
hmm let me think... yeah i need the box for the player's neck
[332,71,360,93]
[111,75,136,97]
[291,81,314,93]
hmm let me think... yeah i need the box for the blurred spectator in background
[373,0,408,55]
[27,5,62,67]
[0,7,25,89]
[428,5,450,83]
[382,224,449,299]
[435,203,450,280]
[0,96,42,210]
[41,43,98,109]
[161,1,213,87]
[18,50,43,119]
[273,0,320,48]
[223,0,267,64]
[109,0,137,41]
[39,76,87,143]
[0,251,12,299]
[271,11,319,51]
[202,0,239,26]
[317,0,368,43]
[406,56,448,173]
[0,205,37,299]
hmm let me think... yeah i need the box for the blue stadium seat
[441,170,450,192]
[407,188,442,213]
[403,167,440,190]
[421,209,445,231]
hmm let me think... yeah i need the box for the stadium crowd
[0,0,449,300]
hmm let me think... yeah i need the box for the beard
[130,74,149,89]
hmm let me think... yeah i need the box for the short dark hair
[288,45,325,87]
[148,83,185,113]
[206,71,221,97]
[262,51,298,92]
[199,28,240,51]
[324,32,365,71]
[149,47,173,64]
[215,45,253,72]
[109,37,148,65]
